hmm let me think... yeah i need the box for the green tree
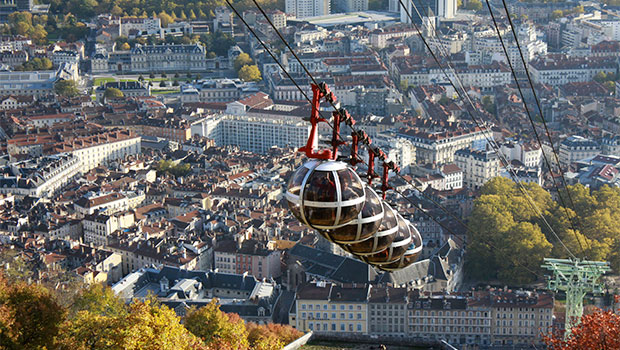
[238,65,261,82]
[603,81,616,92]
[104,87,125,99]
[54,79,79,97]
[111,5,123,16]
[159,80,167,87]
[233,52,253,72]
[550,10,564,19]
[184,299,249,349]
[594,71,607,83]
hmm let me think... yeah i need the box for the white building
[51,130,141,173]
[500,142,542,168]
[285,0,330,18]
[559,135,600,167]
[455,147,500,189]
[74,192,129,218]
[120,17,161,37]
[529,56,617,86]
[83,212,135,247]
[399,127,492,165]
[0,154,81,199]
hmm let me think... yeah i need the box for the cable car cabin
[321,186,384,244]
[359,214,413,267]
[343,202,398,256]
[377,223,423,271]
[286,160,365,230]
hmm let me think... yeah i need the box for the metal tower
[541,258,610,336]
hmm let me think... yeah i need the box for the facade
[285,0,330,19]
[83,212,135,246]
[0,65,75,96]
[120,16,161,37]
[95,81,151,101]
[399,127,491,165]
[74,192,129,217]
[333,0,368,12]
[214,240,282,279]
[455,148,500,190]
[559,135,600,167]
[0,154,81,199]
[529,56,618,86]
[370,26,418,49]
[194,113,310,154]
[98,44,208,73]
[50,129,141,173]
[295,281,370,334]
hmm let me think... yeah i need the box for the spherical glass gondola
[285,160,365,230]
[343,202,398,256]
[360,214,413,266]
[376,223,423,271]
[321,186,384,244]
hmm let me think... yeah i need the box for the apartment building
[50,129,141,173]
[0,153,81,199]
[398,127,491,165]
[74,192,129,218]
[0,63,77,96]
[120,16,161,37]
[83,211,135,247]
[470,289,554,347]
[529,56,617,86]
[370,25,418,49]
[214,239,282,279]
[559,135,601,167]
[295,281,370,334]
[285,0,330,19]
[407,292,492,346]
[368,287,408,337]
[95,81,151,101]
[455,147,500,190]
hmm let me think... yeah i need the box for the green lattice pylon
[541,258,610,337]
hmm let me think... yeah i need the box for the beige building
[295,281,370,334]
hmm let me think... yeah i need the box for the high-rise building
[333,0,368,13]
[398,0,455,23]
[285,0,330,19]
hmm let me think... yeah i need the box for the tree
[234,53,253,72]
[54,79,79,97]
[543,305,620,350]
[238,65,261,82]
[604,81,616,92]
[120,42,131,50]
[149,72,155,78]
[159,81,167,87]
[158,11,174,27]
[184,299,249,349]
[594,71,607,83]
[551,10,564,19]
[104,87,125,99]
[465,0,482,11]
[70,284,127,318]
[0,278,66,350]
[161,72,167,78]
[111,5,123,16]
[189,9,197,20]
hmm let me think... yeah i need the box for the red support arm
[298,83,344,160]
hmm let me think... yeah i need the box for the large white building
[559,135,600,167]
[120,17,161,37]
[51,129,141,173]
[83,212,135,247]
[455,147,500,189]
[285,0,330,18]
[0,154,81,199]
[0,63,78,96]
[529,56,617,86]
[74,192,129,218]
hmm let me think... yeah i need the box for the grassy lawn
[152,89,179,95]
[93,77,116,86]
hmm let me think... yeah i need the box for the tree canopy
[54,79,80,98]
[238,65,262,82]
[0,277,302,350]
[234,53,254,72]
[466,178,620,284]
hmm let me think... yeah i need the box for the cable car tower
[541,258,610,337]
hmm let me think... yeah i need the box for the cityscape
[0,0,619,349]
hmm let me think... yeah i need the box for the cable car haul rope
[285,83,423,271]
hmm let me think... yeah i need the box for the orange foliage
[543,305,620,350]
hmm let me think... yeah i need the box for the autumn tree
[184,299,249,349]
[544,305,620,350]
[234,53,254,72]
[0,276,66,350]
[238,65,261,82]
[246,322,303,349]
